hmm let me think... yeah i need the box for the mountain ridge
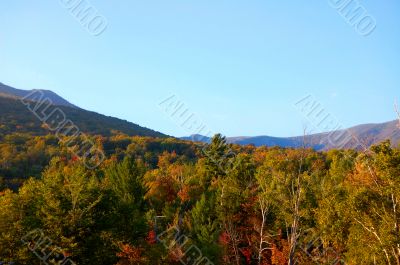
[0,82,78,108]
[0,82,167,138]
[181,119,400,150]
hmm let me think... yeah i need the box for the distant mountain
[229,136,307,148]
[312,120,400,150]
[0,82,77,108]
[182,120,400,150]
[181,134,307,148]
[180,134,211,143]
[0,82,166,138]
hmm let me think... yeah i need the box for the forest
[1,132,400,265]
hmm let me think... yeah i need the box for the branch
[354,218,392,265]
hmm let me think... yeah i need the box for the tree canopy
[1,133,400,264]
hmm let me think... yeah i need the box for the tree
[203,134,236,184]
[255,168,274,265]
[346,141,400,264]
[103,156,148,242]
[256,147,319,265]
[189,193,221,263]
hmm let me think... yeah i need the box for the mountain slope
[0,82,77,108]
[182,120,400,150]
[0,88,166,138]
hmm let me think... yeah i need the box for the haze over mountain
[0,82,166,138]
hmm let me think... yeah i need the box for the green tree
[189,193,221,263]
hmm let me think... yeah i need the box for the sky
[0,1,399,137]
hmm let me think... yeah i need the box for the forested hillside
[0,96,166,138]
[1,133,400,264]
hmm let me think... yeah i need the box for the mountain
[228,136,306,148]
[182,120,400,150]
[180,134,211,143]
[300,120,400,150]
[0,82,166,138]
[2,82,399,148]
[0,82,77,108]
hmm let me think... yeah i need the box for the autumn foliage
[0,133,399,264]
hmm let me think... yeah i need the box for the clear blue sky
[0,1,399,137]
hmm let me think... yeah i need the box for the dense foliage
[1,132,400,264]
